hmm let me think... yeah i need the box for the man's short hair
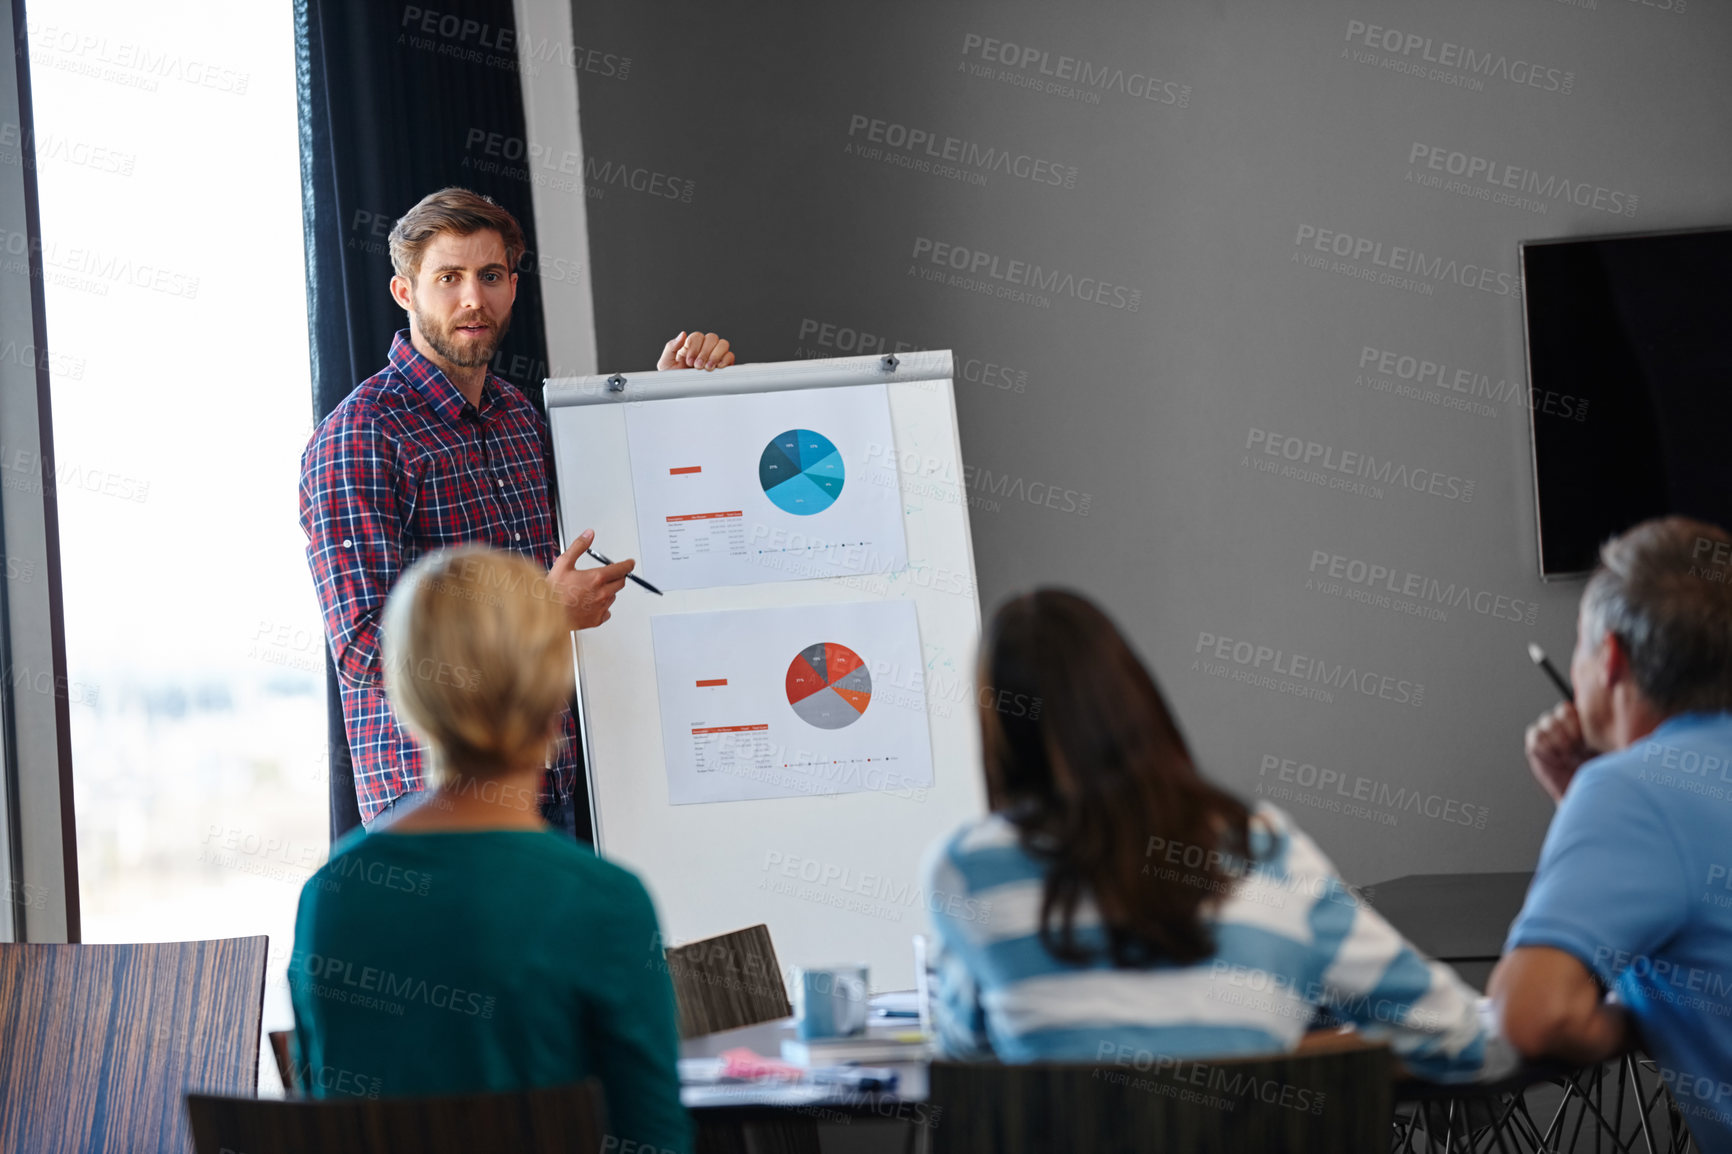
[387,187,525,281]
[1581,516,1732,714]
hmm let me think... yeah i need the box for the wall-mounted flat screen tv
[1522,226,1732,577]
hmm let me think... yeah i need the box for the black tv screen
[1522,227,1732,576]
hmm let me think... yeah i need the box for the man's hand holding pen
[549,529,635,629]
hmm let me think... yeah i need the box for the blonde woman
[289,546,689,1154]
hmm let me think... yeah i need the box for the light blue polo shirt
[1507,712,1732,1154]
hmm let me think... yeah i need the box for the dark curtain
[295,0,554,842]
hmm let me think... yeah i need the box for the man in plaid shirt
[299,187,734,836]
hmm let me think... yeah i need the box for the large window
[27,0,324,1087]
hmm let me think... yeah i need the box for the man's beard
[416,305,512,369]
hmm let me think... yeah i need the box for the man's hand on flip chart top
[657,330,735,371]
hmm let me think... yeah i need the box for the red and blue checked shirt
[298,330,577,822]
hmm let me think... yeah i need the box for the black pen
[1527,642,1573,702]
[586,546,663,596]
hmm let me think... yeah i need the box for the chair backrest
[927,1040,1393,1154]
[185,1079,606,1154]
[268,1030,299,1092]
[0,936,269,1154]
[663,923,792,1039]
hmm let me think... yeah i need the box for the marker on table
[586,546,663,596]
[1527,642,1573,702]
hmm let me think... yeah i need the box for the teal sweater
[289,827,690,1153]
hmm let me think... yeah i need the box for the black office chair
[928,1038,1394,1154]
[186,1079,605,1154]
[1392,1052,1701,1153]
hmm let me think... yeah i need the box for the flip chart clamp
[607,374,627,393]
[881,354,899,372]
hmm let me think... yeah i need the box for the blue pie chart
[759,429,844,516]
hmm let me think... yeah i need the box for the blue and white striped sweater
[922,803,1512,1083]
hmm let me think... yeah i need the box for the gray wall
[551,0,1732,885]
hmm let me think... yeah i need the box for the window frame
[0,0,81,944]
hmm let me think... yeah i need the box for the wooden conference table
[681,1016,931,1113]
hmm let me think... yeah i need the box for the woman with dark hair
[922,590,1511,1083]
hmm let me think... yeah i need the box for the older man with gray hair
[1492,516,1732,1154]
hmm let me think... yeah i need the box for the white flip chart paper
[649,599,933,805]
[623,384,908,590]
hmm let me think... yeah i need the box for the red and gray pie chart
[785,642,872,729]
